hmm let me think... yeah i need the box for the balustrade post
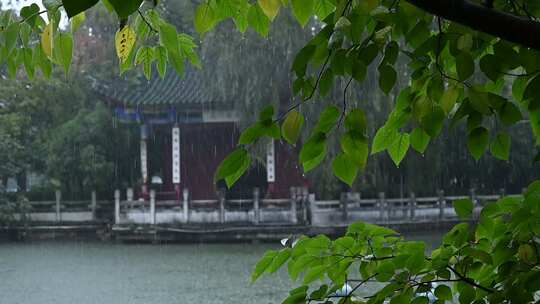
[409,192,416,220]
[91,190,97,220]
[218,189,225,224]
[378,192,386,221]
[340,192,348,221]
[114,189,120,224]
[126,188,134,209]
[308,193,316,225]
[302,187,309,224]
[150,189,156,225]
[126,188,133,202]
[55,190,61,222]
[499,188,506,199]
[182,188,189,223]
[290,187,298,224]
[438,190,445,219]
[253,188,260,224]
[469,188,477,206]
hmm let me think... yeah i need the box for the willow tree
[2,0,540,302]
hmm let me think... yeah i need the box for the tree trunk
[406,0,540,50]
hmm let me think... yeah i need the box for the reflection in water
[0,232,444,304]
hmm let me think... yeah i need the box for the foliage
[0,185,31,225]
[2,0,540,188]
[252,181,540,303]
[45,103,115,194]
[0,76,123,199]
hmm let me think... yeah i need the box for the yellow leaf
[115,26,136,63]
[258,0,281,21]
[41,23,53,59]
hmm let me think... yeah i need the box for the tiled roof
[97,66,227,108]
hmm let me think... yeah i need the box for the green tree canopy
[3,0,538,187]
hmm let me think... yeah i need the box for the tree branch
[447,265,496,293]
[405,0,540,50]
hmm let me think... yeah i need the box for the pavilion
[98,68,305,201]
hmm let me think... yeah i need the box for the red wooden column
[140,124,149,200]
[171,124,181,202]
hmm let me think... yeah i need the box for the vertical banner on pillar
[266,140,275,183]
[172,126,181,184]
[140,140,148,183]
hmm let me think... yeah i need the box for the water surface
[0,232,443,304]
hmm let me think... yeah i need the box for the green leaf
[62,0,99,18]
[351,58,367,83]
[34,45,52,78]
[379,64,397,94]
[454,198,474,220]
[291,0,314,27]
[411,297,429,304]
[441,86,460,114]
[467,127,489,160]
[434,285,452,301]
[70,12,86,33]
[43,0,62,11]
[169,52,185,76]
[134,46,154,80]
[420,106,445,138]
[523,73,540,111]
[194,3,217,34]
[382,41,399,66]
[456,51,474,81]
[292,45,316,77]
[288,255,317,281]
[259,105,274,122]
[107,0,143,18]
[299,133,326,172]
[257,0,281,21]
[499,102,522,126]
[282,110,305,145]
[314,0,335,20]
[388,132,410,166]
[154,46,168,78]
[247,4,270,37]
[512,75,529,102]
[319,68,334,97]
[53,32,73,76]
[344,109,367,132]
[479,54,499,82]
[372,126,398,154]
[303,265,325,284]
[215,148,251,188]
[20,4,40,27]
[251,250,278,282]
[410,127,430,154]
[178,34,201,69]
[314,106,340,134]
[21,47,34,79]
[340,132,368,169]
[159,22,179,55]
[4,23,19,55]
[490,133,511,161]
[467,88,491,115]
[239,124,264,145]
[332,153,358,187]
[267,249,291,273]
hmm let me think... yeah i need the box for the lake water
[0,232,443,304]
